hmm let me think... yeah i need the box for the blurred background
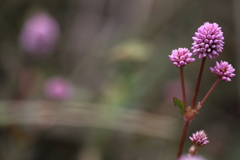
[0,0,239,159]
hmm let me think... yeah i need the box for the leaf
[173,97,185,115]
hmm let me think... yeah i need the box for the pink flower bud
[189,130,209,147]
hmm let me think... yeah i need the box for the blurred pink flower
[180,155,207,160]
[19,12,60,55]
[44,76,74,101]
[189,130,209,147]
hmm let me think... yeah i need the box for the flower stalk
[199,78,221,106]
[177,121,190,159]
[191,57,206,109]
[180,66,187,107]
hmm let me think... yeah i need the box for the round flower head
[191,22,224,59]
[20,12,60,55]
[180,155,207,160]
[210,61,236,82]
[169,48,195,68]
[44,76,74,101]
[189,130,209,147]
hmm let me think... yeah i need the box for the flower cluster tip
[191,22,224,59]
[189,130,209,147]
[210,61,236,82]
[169,48,195,68]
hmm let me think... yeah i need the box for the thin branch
[180,67,187,108]
[199,78,221,106]
[177,121,190,159]
[191,57,206,109]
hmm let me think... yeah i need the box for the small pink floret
[169,48,195,68]
[210,61,236,82]
[189,130,209,147]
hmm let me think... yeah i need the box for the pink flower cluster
[169,22,236,81]
[210,61,236,82]
[191,22,224,59]
[168,48,195,68]
[189,130,209,147]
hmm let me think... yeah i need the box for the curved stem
[191,57,206,109]
[199,78,221,106]
[180,67,187,108]
[177,121,190,159]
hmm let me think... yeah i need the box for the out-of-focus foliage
[0,0,239,160]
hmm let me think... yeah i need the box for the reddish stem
[177,121,190,159]
[191,58,206,109]
[199,78,221,106]
[180,67,187,108]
